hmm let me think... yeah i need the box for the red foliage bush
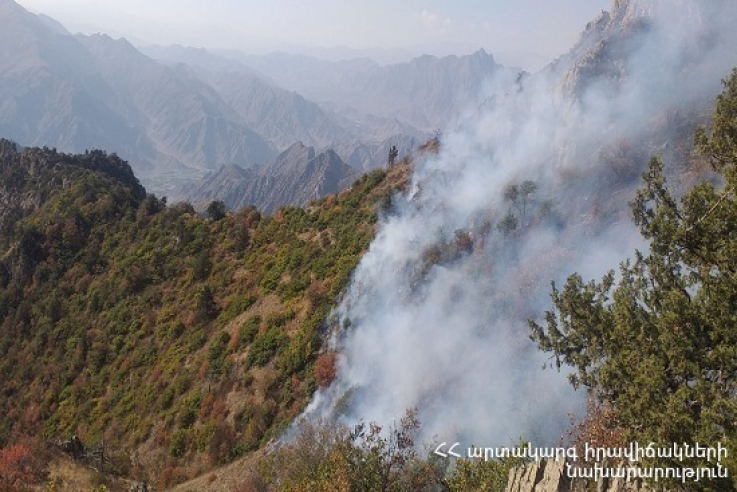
[564,396,626,463]
[314,351,337,388]
[0,442,42,491]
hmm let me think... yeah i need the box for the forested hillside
[0,138,412,487]
[174,67,737,492]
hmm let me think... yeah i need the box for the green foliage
[177,391,202,430]
[696,68,737,172]
[496,213,518,235]
[239,315,262,349]
[206,200,226,221]
[0,139,410,482]
[247,327,288,367]
[195,286,218,322]
[168,429,187,458]
[207,331,232,376]
[0,142,398,481]
[530,70,737,490]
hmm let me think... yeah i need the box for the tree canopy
[530,69,737,488]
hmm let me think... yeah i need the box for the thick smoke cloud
[302,0,737,448]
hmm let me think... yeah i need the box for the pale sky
[16,0,611,70]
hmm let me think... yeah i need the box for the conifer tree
[530,69,737,488]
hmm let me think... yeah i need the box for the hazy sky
[17,0,611,70]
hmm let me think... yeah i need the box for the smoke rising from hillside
[303,0,737,447]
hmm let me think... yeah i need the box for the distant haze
[16,0,609,70]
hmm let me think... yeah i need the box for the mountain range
[0,0,508,205]
[224,48,507,133]
[174,142,358,214]
[1,0,736,490]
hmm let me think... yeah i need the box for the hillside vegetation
[0,138,413,487]
[177,71,737,492]
[0,69,734,492]
[531,69,737,490]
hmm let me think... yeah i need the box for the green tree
[496,213,518,236]
[206,200,226,221]
[195,286,218,322]
[530,70,737,489]
[503,184,519,210]
[520,180,537,219]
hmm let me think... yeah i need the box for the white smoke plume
[302,0,737,448]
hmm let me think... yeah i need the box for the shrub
[314,352,337,388]
[247,328,287,367]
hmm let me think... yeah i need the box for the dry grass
[40,450,134,492]
[167,449,266,492]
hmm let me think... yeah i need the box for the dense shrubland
[0,141,409,487]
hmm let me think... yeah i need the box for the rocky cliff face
[551,0,737,100]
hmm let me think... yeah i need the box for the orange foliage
[315,351,337,388]
[0,442,42,491]
[564,396,627,463]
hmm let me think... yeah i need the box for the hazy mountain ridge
[76,34,277,173]
[176,141,358,213]
[0,1,279,191]
[232,48,512,132]
[143,44,431,152]
[0,0,498,205]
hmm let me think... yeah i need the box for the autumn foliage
[0,443,43,491]
[314,351,337,387]
[564,396,626,463]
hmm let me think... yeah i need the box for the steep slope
[0,0,276,192]
[0,141,407,488]
[76,34,276,175]
[143,45,357,151]
[176,142,358,214]
[235,49,513,132]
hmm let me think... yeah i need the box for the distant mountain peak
[0,0,38,23]
[471,47,493,60]
[37,13,70,35]
[0,0,23,13]
[175,143,357,214]
[552,0,736,100]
